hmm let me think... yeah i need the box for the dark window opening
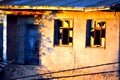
[98,22,105,27]
[102,29,105,38]
[86,20,92,46]
[86,20,106,47]
[62,28,69,44]
[54,20,61,45]
[94,30,101,45]
[69,37,73,43]
[54,19,73,46]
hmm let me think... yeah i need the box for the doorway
[7,15,40,65]
[25,24,39,65]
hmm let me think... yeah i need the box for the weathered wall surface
[37,11,119,70]
[35,11,120,79]
[0,11,119,80]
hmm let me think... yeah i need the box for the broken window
[86,20,106,48]
[54,19,73,46]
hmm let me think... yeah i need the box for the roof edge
[0,5,110,11]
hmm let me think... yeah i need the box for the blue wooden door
[25,24,39,65]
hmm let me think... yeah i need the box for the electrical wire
[10,61,119,80]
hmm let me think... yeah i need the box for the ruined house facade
[0,0,120,80]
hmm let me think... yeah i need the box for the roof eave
[0,5,110,12]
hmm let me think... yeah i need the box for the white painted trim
[3,15,7,61]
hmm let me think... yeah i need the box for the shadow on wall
[35,11,61,56]
[3,62,119,80]
[0,11,61,80]
[6,11,60,79]
[13,11,60,79]
[0,64,53,80]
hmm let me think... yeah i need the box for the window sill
[86,46,105,49]
[54,45,73,47]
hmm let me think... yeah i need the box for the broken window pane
[57,19,62,27]
[69,37,72,43]
[86,20,106,47]
[54,19,73,46]
[86,20,92,46]
[62,28,69,44]
[102,29,105,38]
[54,20,61,45]
[94,30,101,45]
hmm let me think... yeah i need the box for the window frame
[86,19,106,48]
[54,18,74,47]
